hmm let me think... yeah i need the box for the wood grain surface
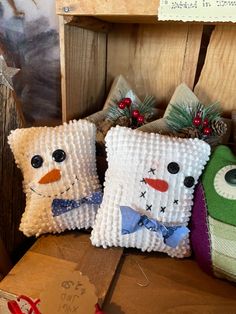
[103,252,236,314]
[194,25,236,114]
[107,24,202,110]
[0,232,123,306]
[0,235,235,313]
[59,16,107,122]
[56,0,159,17]
[0,236,12,277]
[0,86,26,259]
[63,16,110,33]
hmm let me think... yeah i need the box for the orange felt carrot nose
[144,178,169,192]
[38,169,61,184]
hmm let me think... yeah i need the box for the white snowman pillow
[91,126,210,258]
[8,120,102,237]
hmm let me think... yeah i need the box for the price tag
[158,0,236,23]
[39,270,98,314]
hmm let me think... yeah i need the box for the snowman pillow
[91,126,210,258]
[8,120,102,237]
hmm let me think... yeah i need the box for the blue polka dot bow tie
[52,191,103,217]
[120,206,189,248]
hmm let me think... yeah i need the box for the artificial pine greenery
[106,95,156,123]
[165,101,228,143]
[166,102,221,133]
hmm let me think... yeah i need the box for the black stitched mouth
[30,176,79,198]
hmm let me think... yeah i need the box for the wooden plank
[64,16,110,33]
[181,24,203,89]
[0,236,12,277]
[0,252,77,299]
[103,253,236,313]
[59,16,107,122]
[107,24,203,110]
[0,86,26,258]
[194,25,236,114]
[0,233,123,305]
[56,0,159,17]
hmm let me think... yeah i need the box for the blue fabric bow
[120,206,189,248]
[52,191,103,217]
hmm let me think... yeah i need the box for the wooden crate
[56,1,236,122]
[1,1,236,312]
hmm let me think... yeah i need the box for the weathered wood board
[0,233,123,306]
[103,253,236,313]
[0,236,12,277]
[107,24,203,110]
[56,0,159,17]
[194,25,236,114]
[59,17,107,122]
[0,85,26,259]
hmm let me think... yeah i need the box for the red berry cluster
[192,112,212,136]
[118,97,131,109]
[117,98,145,124]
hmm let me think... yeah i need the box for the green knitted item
[202,145,236,226]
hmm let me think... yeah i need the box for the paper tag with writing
[158,0,236,23]
[39,270,97,314]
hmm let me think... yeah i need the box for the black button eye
[225,169,236,186]
[52,149,66,162]
[31,155,43,168]
[184,176,195,188]
[167,162,180,174]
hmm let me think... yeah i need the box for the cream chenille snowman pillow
[8,120,102,237]
[91,126,210,258]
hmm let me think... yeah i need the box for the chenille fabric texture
[91,126,210,258]
[8,120,101,237]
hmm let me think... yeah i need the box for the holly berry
[132,109,140,118]
[123,97,132,106]
[118,101,126,110]
[203,118,209,127]
[203,127,212,136]
[193,116,202,127]
[137,114,145,124]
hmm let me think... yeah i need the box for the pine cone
[177,127,200,139]
[211,119,227,136]
[96,119,115,145]
[116,116,132,127]
[97,119,115,134]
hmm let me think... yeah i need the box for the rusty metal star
[0,55,20,90]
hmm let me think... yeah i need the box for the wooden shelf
[56,0,159,20]
[0,234,236,312]
[56,1,235,24]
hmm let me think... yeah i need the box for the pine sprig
[166,103,193,131]
[106,94,156,127]
[138,96,156,115]
[107,104,130,121]
[166,101,227,143]
[201,102,221,122]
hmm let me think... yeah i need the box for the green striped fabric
[209,216,236,282]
